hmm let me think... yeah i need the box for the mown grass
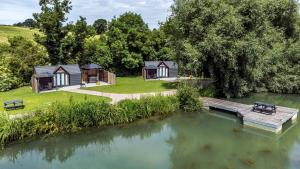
[0,87,111,114]
[0,26,41,43]
[84,76,177,93]
[0,95,179,146]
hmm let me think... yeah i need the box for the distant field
[0,25,40,43]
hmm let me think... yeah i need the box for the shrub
[0,65,18,91]
[177,82,203,113]
[199,85,215,97]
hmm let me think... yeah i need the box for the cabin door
[55,73,69,87]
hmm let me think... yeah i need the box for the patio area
[40,82,110,93]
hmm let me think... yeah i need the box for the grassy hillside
[0,25,40,43]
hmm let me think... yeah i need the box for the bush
[118,95,179,120]
[199,85,215,97]
[0,66,18,91]
[177,83,203,113]
[0,95,179,146]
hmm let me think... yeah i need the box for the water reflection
[167,112,300,169]
[0,117,168,163]
[0,93,300,169]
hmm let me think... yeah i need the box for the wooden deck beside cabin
[202,97,299,133]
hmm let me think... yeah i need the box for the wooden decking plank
[202,97,298,133]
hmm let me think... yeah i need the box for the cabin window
[56,74,61,86]
[61,73,65,86]
[53,76,56,87]
[158,64,168,77]
[55,73,68,86]
[65,74,69,85]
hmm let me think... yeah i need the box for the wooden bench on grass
[252,102,277,114]
[4,100,25,110]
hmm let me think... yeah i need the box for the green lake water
[0,93,300,169]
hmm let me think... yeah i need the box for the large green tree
[60,16,96,64]
[93,19,108,34]
[33,0,72,65]
[83,35,112,70]
[168,0,300,97]
[107,12,151,75]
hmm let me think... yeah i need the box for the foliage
[0,36,49,89]
[118,95,179,120]
[84,76,177,94]
[199,85,215,97]
[61,16,96,64]
[26,1,172,76]
[0,95,179,146]
[0,65,18,92]
[265,40,300,93]
[146,28,173,61]
[177,82,203,113]
[107,12,172,75]
[7,36,49,83]
[33,0,72,65]
[107,12,150,74]
[93,19,108,34]
[168,0,300,97]
[83,35,112,69]
[13,18,37,28]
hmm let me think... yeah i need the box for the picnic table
[252,102,276,114]
[3,100,25,110]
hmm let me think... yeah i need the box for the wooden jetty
[202,97,299,133]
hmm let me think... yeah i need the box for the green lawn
[0,26,41,43]
[84,76,177,94]
[0,87,111,114]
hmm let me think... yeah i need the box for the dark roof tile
[34,64,81,76]
[144,61,178,69]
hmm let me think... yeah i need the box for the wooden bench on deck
[4,100,25,110]
[252,102,277,114]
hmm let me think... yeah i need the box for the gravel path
[67,89,177,104]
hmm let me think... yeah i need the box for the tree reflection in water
[0,117,166,163]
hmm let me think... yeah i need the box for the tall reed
[0,95,179,146]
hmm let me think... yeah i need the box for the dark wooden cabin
[142,61,179,80]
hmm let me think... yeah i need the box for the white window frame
[65,74,69,85]
[166,68,169,77]
[56,74,61,86]
[61,73,65,86]
[53,76,56,87]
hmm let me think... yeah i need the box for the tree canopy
[32,1,171,76]
[167,0,300,97]
[93,19,108,34]
[33,0,72,65]
[13,18,37,28]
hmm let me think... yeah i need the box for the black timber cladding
[34,64,82,85]
[144,61,179,78]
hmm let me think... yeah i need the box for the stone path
[67,89,177,104]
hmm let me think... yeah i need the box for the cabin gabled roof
[34,64,81,78]
[144,61,178,69]
[81,63,102,70]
